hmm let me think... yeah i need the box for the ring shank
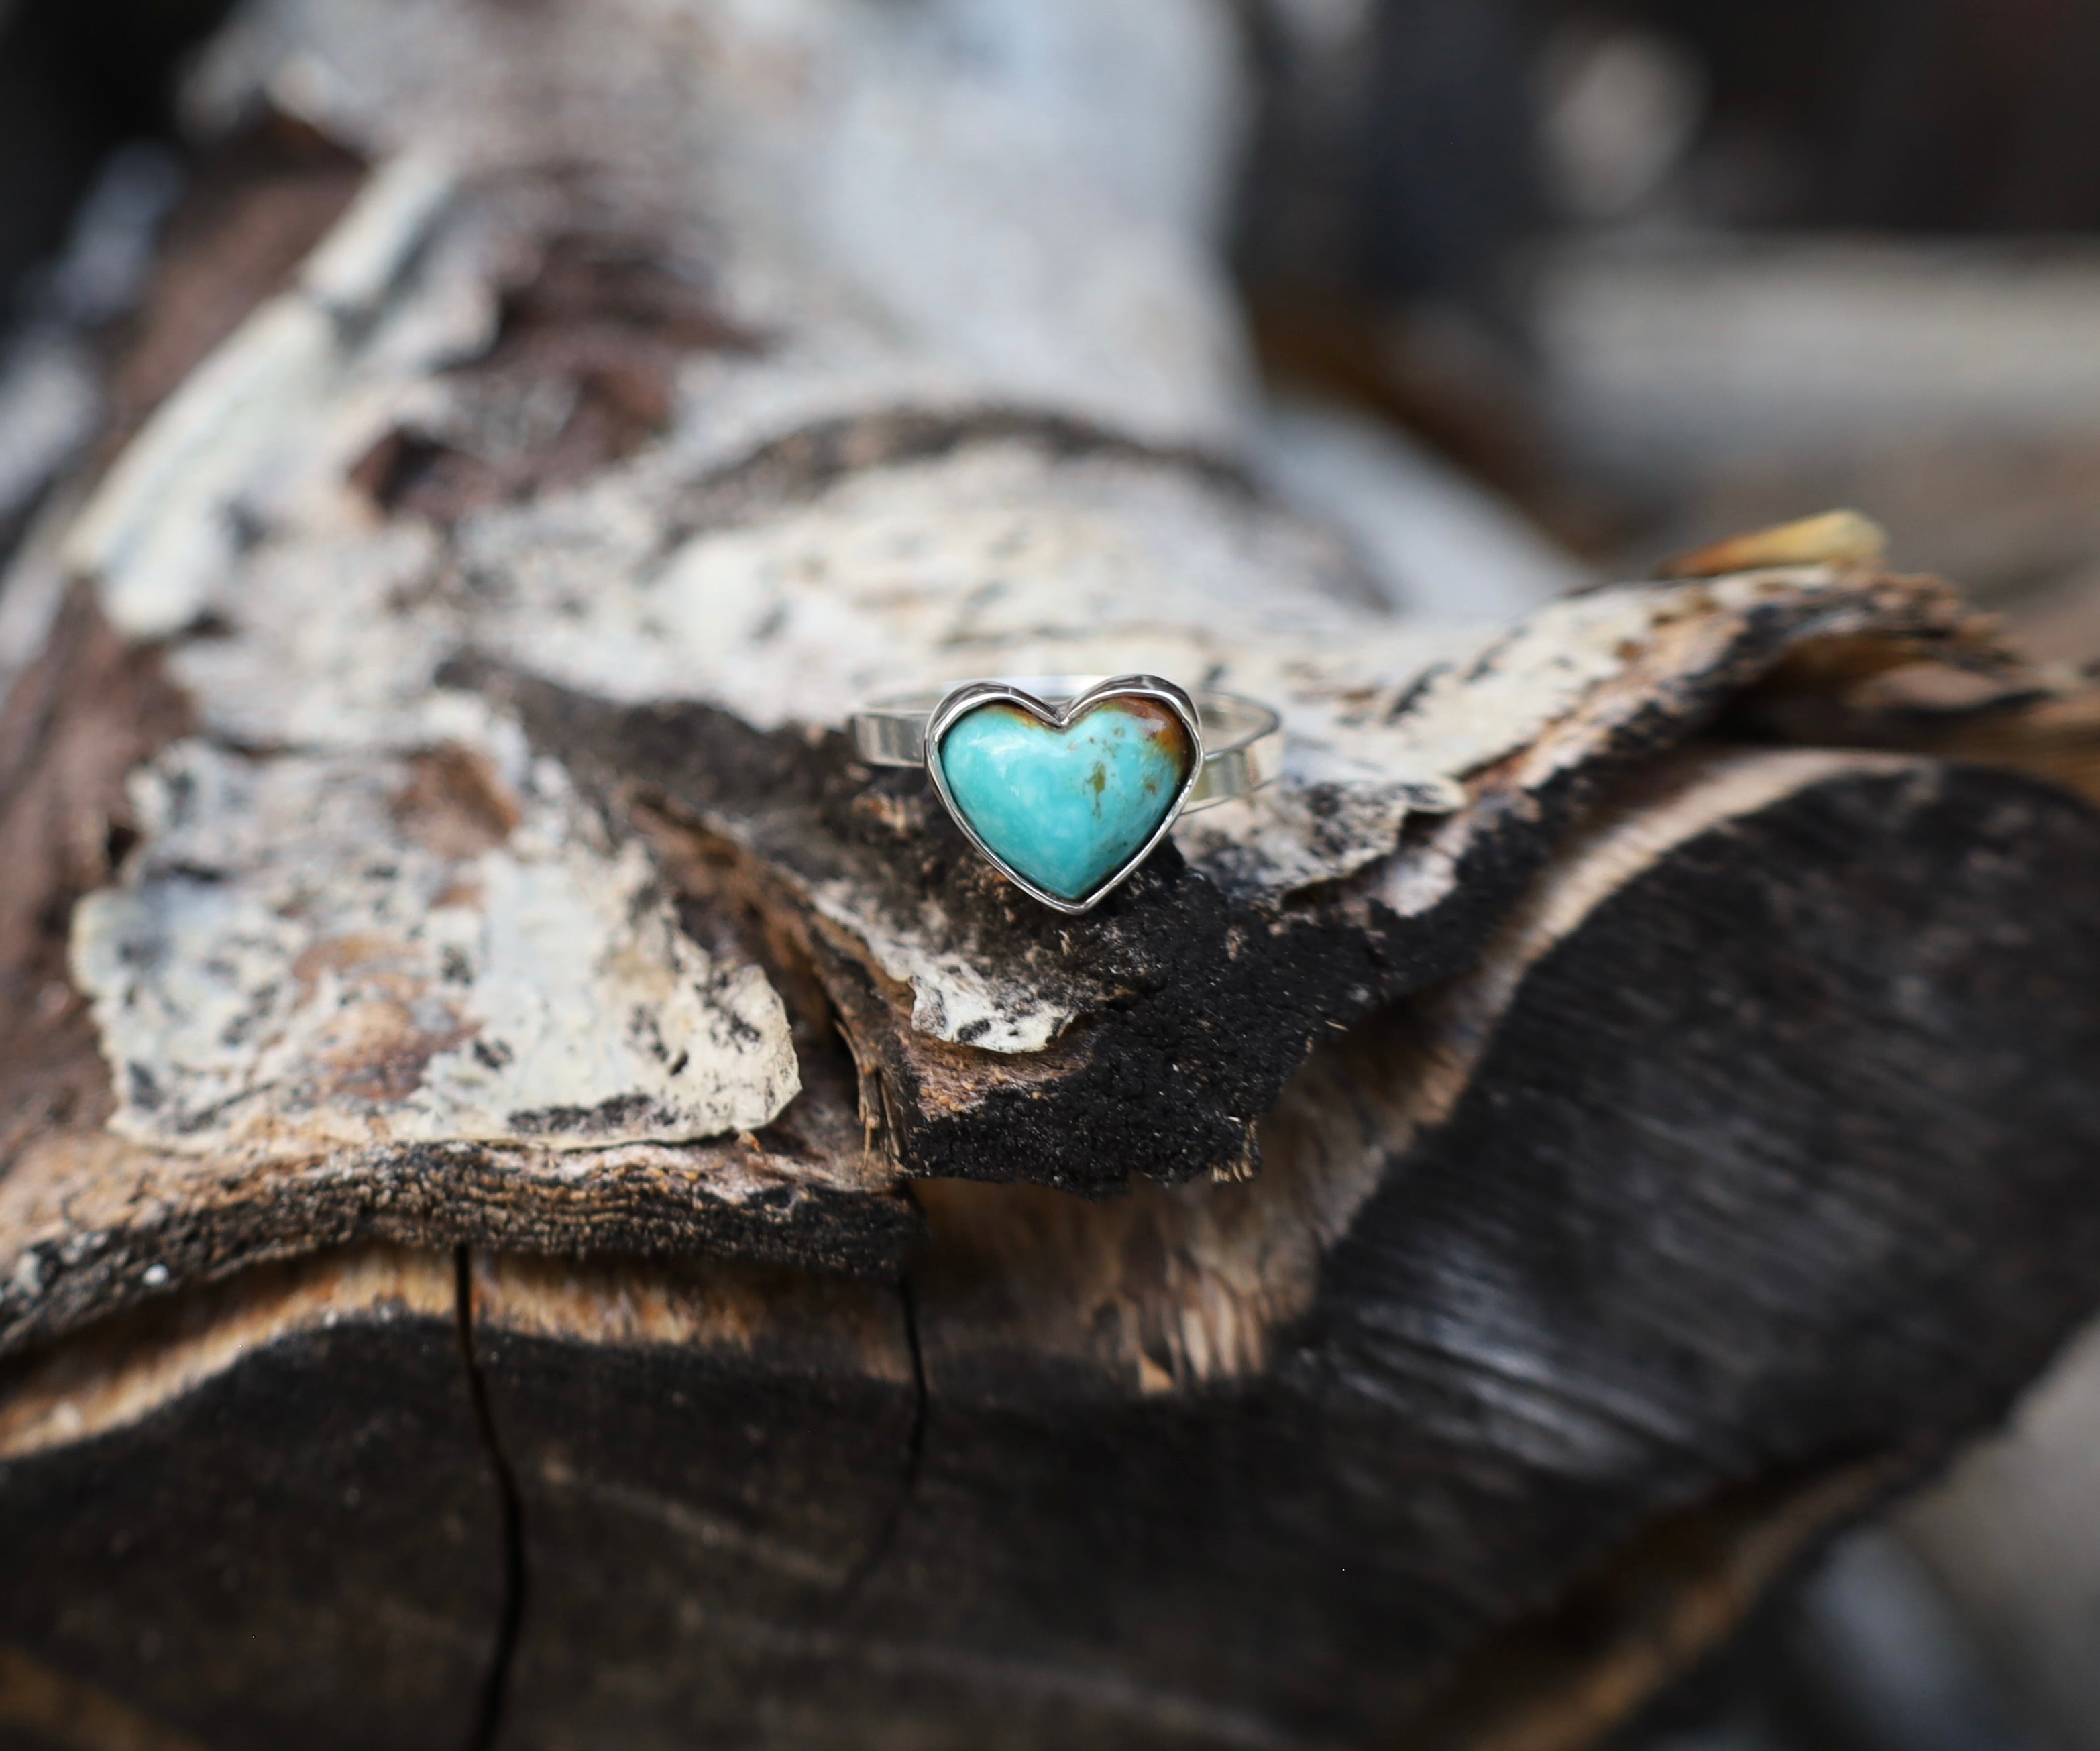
[851,676,1280,810]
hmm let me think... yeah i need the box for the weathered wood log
[7,4,2100,1748]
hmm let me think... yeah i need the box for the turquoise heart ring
[850,676,1282,913]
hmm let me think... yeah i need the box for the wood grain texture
[7,3,2100,1748]
[11,749,2098,1747]
[0,1250,501,1751]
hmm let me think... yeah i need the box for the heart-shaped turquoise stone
[936,696,1196,904]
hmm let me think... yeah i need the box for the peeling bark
[6,3,2100,1748]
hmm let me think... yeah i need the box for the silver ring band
[849,675,1282,913]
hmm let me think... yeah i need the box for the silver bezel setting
[924,674,1203,915]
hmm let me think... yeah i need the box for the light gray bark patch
[72,740,800,1155]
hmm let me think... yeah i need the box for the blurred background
[4,1,2099,1746]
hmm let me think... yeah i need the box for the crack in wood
[453,1247,526,1751]
[827,1265,930,1620]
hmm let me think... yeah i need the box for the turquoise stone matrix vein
[936,697,1196,903]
